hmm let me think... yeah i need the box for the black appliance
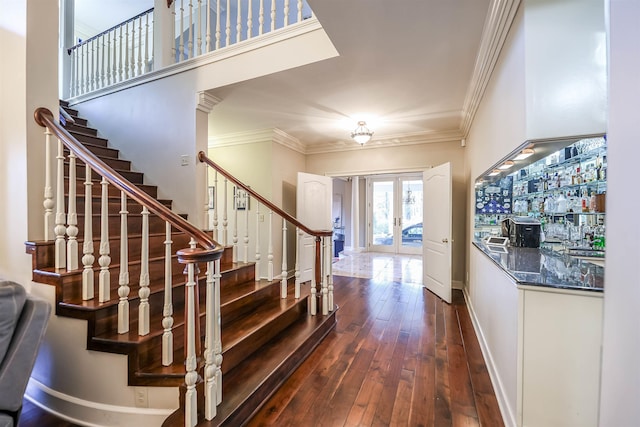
[502,217,541,248]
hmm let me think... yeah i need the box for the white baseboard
[25,378,176,427]
[462,287,517,427]
[452,280,464,290]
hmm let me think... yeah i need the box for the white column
[281,219,287,298]
[59,0,75,99]
[184,258,198,427]
[255,203,261,280]
[162,222,174,366]
[267,210,274,281]
[321,236,328,315]
[351,176,360,252]
[294,227,301,299]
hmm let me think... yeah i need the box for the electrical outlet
[180,155,189,166]
[134,387,148,408]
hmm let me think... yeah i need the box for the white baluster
[98,177,111,302]
[294,227,301,299]
[162,222,174,366]
[243,199,249,263]
[138,16,143,76]
[255,203,261,280]
[270,0,276,32]
[205,0,211,53]
[204,258,222,419]
[222,178,228,246]
[171,3,177,62]
[125,22,130,79]
[82,43,88,94]
[66,151,79,270]
[100,34,105,87]
[144,13,150,72]
[73,48,80,96]
[54,139,66,269]
[130,20,136,77]
[309,236,317,315]
[112,29,118,83]
[139,206,150,336]
[213,258,223,406]
[247,0,253,39]
[215,0,221,49]
[179,0,185,61]
[259,0,264,35]
[184,257,198,427]
[236,0,241,43]
[328,238,334,312]
[118,192,130,334]
[213,172,219,241]
[82,164,95,300]
[268,210,273,281]
[197,0,202,56]
[188,0,194,59]
[297,0,302,22]
[284,0,289,26]
[232,189,238,262]
[119,25,124,82]
[90,39,96,91]
[281,219,287,298]
[226,0,231,46]
[43,128,54,241]
[322,236,329,316]
[106,32,112,85]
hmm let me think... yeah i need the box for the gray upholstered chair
[0,281,51,427]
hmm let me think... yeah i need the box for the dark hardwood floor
[20,275,504,427]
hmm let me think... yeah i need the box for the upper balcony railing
[67,0,313,98]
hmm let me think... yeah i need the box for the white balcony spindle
[243,200,249,263]
[106,32,112,85]
[162,222,174,366]
[125,22,130,79]
[43,128,54,241]
[130,20,136,77]
[98,177,111,302]
[232,191,238,262]
[54,139,66,270]
[188,0,194,59]
[82,164,95,300]
[259,0,264,35]
[247,0,253,39]
[205,0,211,52]
[138,16,143,76]
[66,151,79,271]
[222,178,228,246]
[215,0,221,49]
[99,35,105,87]
[139,206,150,336]
[112,30,118,83]
[255,203,261,280]
[322,236,329,315]
[144,13,150,72]
[213,172,219,241]
[119,25,124,82]
[90,39,96,91]
[294,228,301,299]
[284,0,290,26]
[171,3,177,62]
[118,192,130,333]
[297,0,303,22]
[179,0,185,61]
[225,0,231,46]
[281,219,287,298]
[197,0,202,56]
[236,0,241,43]
[270,0,276,32]
[184,257,198,427]
[267,210,273,281]
[82,43,88,94]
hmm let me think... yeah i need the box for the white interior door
[297,172,332,282]
[423,163,452,303]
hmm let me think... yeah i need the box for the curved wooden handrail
[197,151,333,239]
[67,7,155,54]
[35,108,223,261]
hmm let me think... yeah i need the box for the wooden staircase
[27,101,337,426]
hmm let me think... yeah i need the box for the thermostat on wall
[485,236,509,246]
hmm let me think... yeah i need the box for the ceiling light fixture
[514,148,534,160]
[351,121,373,145]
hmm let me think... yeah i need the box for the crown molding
[460,0,522,137]
[208,128,306,154]
[196,92,221,113]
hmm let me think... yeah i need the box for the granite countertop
[473,239,604,292]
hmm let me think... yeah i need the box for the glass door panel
[371,180,395,251]
[400,179,423,252]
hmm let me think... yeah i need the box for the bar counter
[473,239,604,292]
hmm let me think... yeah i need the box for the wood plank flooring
[19,275,504,427]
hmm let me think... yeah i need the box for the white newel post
[43,128,54,241]
[255,203,261,280]
[162,222,174,366]
[213,171,219,240]
[309,237,317,316]
[118,192,130,334]
[321,236,328,316]
[98,177,111,302]
[294,227,301,299]
[54,139,66,270]
[66,152,79,270]
[267,210,274,281]
[243,201,249,263]
[213,259,223,406]
[82,164,95,300]
[222,178,228,245]
[328,241,334,311]
[281,219,287,298]
[139,206,151,336]
[233,192,238,262]
[204,258,223,419]
[184,258,198,427]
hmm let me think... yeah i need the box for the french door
[368,175,423,254]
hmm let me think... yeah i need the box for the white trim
[208,128,307,154]
[196,92,221,114]
[25,378,176,427]
[462,287,516,427]
[452,280,464,290]
[68,18,324,105]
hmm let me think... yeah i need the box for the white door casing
[423,162,452,303]
[297,172,332,282]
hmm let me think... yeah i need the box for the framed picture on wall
[234,187,249,210]
[208,186,215,209]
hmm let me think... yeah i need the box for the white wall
[599,0,640,425]
[307,140,467,283]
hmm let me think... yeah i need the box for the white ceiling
[75,0,491,152]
